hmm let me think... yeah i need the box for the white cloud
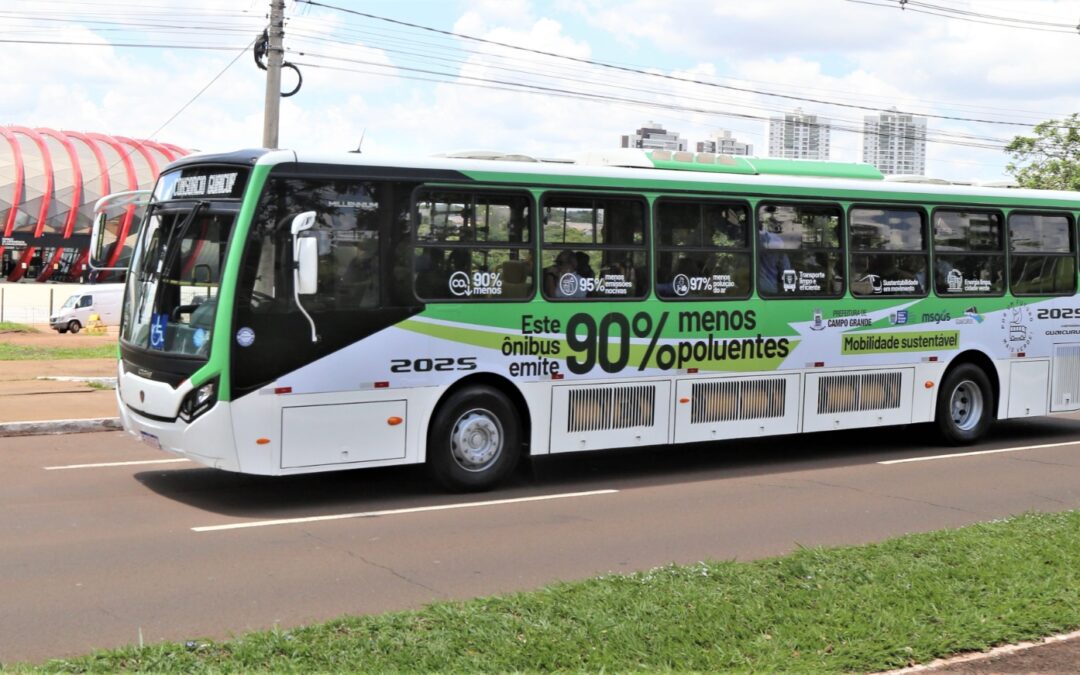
[4,0,1079,182]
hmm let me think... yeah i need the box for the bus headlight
[179,378,218,422]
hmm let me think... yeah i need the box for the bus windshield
[120,202,236,358]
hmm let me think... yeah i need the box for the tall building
[621,122,687,151]
[696,130,753,155]
[0,126,188,282]
[862,108,927,176]
[767,108,830,160]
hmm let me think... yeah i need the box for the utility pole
[262,0,286,149]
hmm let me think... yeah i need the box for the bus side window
[655,199,751,300]
[756,203,844,298]
[413,190,534,302]
[1008,212,1075,296]
[849,207,927,298]
[932,210,1005,296]
[540,194,647,300]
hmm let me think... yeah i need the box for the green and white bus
[102,147,1080,490]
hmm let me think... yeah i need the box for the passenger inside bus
[757,221,790,294]
[544,250,586,298]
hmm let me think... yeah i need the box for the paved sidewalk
[0,327,119,427]
[0,378,118,423]
[888,630,1080,673]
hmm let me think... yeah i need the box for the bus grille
[817,371,902,414]
[1051,343,1080,409]
[567,384,656,432]
[691,378,786,424]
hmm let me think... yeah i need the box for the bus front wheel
[68,320,81,334]
[427,385,521,492]
[935,364,993,445]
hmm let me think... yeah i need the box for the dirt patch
[0,324,117,348]
[0,325,120,422]
[0,325,117,381]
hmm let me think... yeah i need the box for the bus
[101,147,1080,491]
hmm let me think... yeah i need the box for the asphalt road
[2,418,1079,665]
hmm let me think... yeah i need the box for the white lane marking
[879,440,1080,465]
[45,458,191,470]
[192,489,620,532]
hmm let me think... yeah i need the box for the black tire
[68,320,81,334]
[56,328,68,334]
[936,363,993,445]
[427,385,521,492]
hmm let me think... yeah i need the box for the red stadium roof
[0,126,188,282]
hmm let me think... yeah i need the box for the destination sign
[157,166,249,200]
[173,172,238,197]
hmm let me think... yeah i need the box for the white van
[50,284,124,334]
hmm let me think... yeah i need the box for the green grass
[17,510,1080,673]
[0,321,40,334]
[0,343,116,360]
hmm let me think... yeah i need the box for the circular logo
[673,274,690,297]
[192,328,207,348]
[448,271,470,297]
[559,273,579,296]
[236,326,255,348]
[1000,303,1033,354]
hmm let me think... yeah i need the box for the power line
[0,38,245,50]
[284,15,1066,122]
[291,58,1007,152]
[83,36,258,186]
[288,43,1011,149]
[846,0,1080,34]
[296,0,1077,130]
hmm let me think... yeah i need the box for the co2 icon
[449,271,470,297]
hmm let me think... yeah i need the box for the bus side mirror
[291,211,318,295]
[295,237,318,295]
[89,212,109,268]
[90,190,152,271]
[290,211,320,343]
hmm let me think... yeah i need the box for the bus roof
[167,147,1080,209]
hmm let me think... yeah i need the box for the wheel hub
[950,380,984,432]
[450,409,503,472]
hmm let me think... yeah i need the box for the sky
[4,0,1080,183]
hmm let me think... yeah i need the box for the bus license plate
[140,431,161,449]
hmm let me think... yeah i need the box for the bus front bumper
[116,386,241,473]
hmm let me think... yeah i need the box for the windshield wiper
[156,201,208,281]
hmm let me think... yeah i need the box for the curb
[0,417,122,437]
[881,628,1080,674]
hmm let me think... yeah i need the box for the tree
[1006,114,1080,191]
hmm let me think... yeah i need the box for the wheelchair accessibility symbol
[150,313,167,350]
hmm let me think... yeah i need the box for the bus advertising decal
[400,309,793,380]
[808,308,872,330]
[1001,303,1033,354]
[781,269,825,293]
[671,273,737,296]
[449,271,504,298]
[841,331,959,355]
[562,310,791,375]
[945,269,992,294]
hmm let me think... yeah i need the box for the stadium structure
[0,125,188,282]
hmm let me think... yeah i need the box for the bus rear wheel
[427,385,521,492]
[936,363,993,445]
